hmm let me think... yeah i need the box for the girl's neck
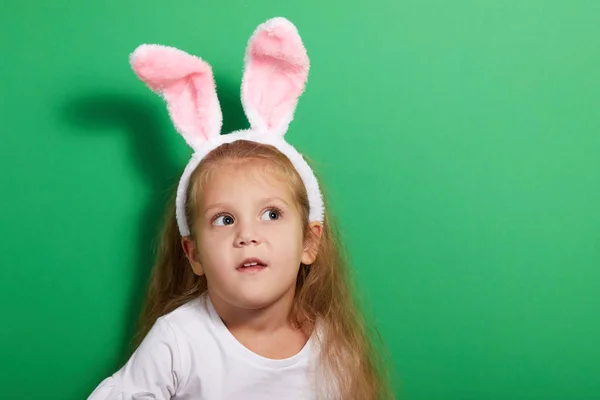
[208,289,296,334]
[207,288,311,360]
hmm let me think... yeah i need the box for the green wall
[1,1,599,399]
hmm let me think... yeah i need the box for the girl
[88,17,393,400]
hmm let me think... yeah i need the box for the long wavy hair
[134,140,394,399]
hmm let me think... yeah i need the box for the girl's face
[183,161,319,311]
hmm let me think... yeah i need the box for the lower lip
[237,265,267,273]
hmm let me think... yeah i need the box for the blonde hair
[135,140,394,399]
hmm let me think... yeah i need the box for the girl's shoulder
[146,293,221,374]
[157,292,213,332]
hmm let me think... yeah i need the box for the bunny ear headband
[130,17,324,236]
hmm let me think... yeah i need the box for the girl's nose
[236,236,259,247]
[234,224,261,247]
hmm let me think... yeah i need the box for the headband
[129,17,324,236]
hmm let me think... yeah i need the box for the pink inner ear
[130,44,222,146]
[242,18,310,135]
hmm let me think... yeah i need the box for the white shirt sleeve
[87,316,181,400]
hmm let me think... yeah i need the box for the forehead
[199,159,296,206]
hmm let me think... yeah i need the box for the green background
[1,1,599,399]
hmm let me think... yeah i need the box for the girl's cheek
[264,223,290,236]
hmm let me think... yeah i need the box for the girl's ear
[241,17,310,136]
[181,237,205,276]
[130,44,222,150]
[301,222,323,265]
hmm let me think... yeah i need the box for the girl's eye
[261,208,281,221]
[214,215,234,226]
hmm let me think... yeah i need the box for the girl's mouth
[237,257,267,272]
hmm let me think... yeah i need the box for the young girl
[88,17,393,400]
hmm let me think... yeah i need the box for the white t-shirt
[88,293,321,400]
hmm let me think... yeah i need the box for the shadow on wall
[62,93,181,368]
[61,74,249,385]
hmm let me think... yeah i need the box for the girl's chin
[228,289,294,311]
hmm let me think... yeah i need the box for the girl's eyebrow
[262,196,290,206]
[203,201,231,215]
[203,197,290,215]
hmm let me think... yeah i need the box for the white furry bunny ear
[241,17,310,136]
[130,44,223,150]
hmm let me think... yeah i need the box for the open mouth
[237,257,267,272]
